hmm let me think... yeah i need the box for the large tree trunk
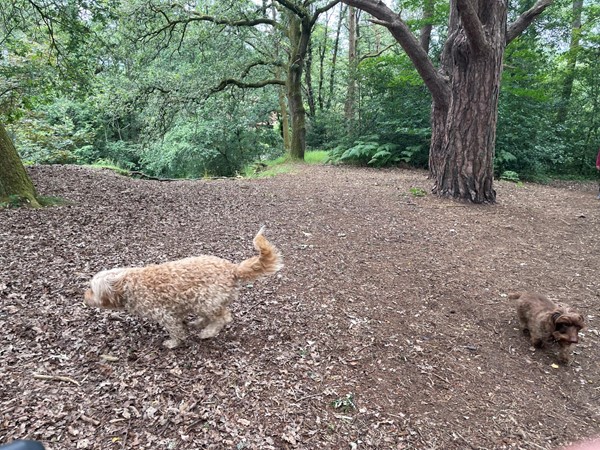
[342,0,552,203]
[430,1,506,203]
[287,14,308,159]
[0,123,41,207]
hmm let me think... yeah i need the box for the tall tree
[344,6,358,124]
[1,0,89,206]
[327,3,346,110]
[341,0,553,203]
[277,0,341,158]
[137,0,340,160]
[555,0,584,124]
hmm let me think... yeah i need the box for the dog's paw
[163,338,181,349]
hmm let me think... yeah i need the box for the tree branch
[506,0,553,44]
[188,12,278,28]
[240,60,285,78]
[358,43,395,62]
[207,78,285,97]
[455,0,488,53]
[273,0,306,18]
[342,0,449,109]
[312,0,343,26]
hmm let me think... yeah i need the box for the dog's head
[551,310,584,345]
[84,268,127,309]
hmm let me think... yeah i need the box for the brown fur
[84,227,282,348]
[510,291,584,364]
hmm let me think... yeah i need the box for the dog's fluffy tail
[508,292,522,300]
[235,227,283,281]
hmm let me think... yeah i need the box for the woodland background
[1,0,599,182]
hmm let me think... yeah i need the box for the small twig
[33,373,80,386]
[80,414,101,426]
[121,418,131,449]
[431,372,450,384]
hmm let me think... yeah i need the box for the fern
[329,136,401,167]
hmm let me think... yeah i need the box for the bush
[140,120,283,178]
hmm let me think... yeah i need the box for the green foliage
[306,110,346,149]
[409,187,427,197]
[0,194,67,209]
[499,170,521,183]
[242,151,327,178]
[330,393,356,413]
[328,136,398,167]
[140,118,282,178]
[9,98,96,164]
[303,150,328,164]
[328,134,428,168]
[0,195,26,209]
[3,0,600,184]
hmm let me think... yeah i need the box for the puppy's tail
[508,292,522,300]
[235,227,283,282]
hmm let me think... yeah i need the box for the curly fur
[510,291,584,364]
[84,227,282,349]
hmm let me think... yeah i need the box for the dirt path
[1,165,599,449]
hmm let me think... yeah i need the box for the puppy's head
[551,311,584,345]
[84,268,127,309]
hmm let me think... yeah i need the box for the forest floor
[1,164,600,450]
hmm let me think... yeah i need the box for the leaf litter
[1,165,600,449]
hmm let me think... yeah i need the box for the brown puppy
[84,227,282,349]
[511,291,584,364]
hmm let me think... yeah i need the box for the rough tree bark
[341,0,553,203]
[286,13,309,159]
[0,123,41,207]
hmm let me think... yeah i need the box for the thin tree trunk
[419,0,434,53]
[278,90,291,152]
[305,39,316,117]
[272,5,291,151]
[0,123,41,207]
[344,6,357,124]
[327,3,346,110]
[555,0,583,124]
[317,12,330,111]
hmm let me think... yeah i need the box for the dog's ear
[89,268,126,309]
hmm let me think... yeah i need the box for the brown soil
[1,164,599,450]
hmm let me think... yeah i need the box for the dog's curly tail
[508,292,522,300]
[235,227,283,281]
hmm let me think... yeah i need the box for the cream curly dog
[511,291,584,364]
[84,227,282,348]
